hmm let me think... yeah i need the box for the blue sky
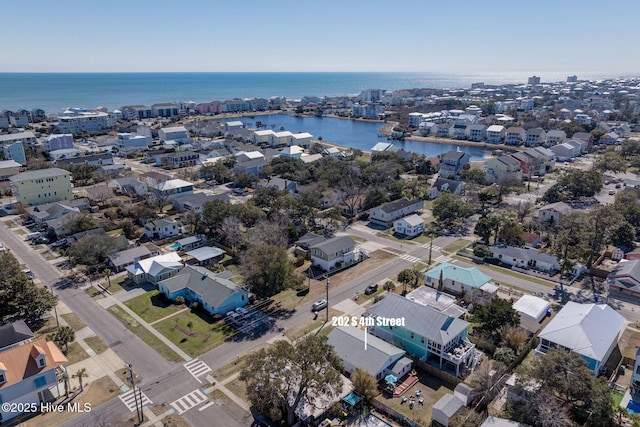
[3,0,639,73]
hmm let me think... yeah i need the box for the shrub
[174,296,186,305]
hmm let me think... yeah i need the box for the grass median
[108,305,183,362]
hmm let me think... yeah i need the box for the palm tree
[73,368,88,392]
[54,326,75,353]
[102,269,112,290]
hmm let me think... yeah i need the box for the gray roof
[327,326,405,377]
[186,246,225,261]
[442,151,468,162]
[378,198,422,214]
[366,293,469,345]
[432,177,462,193]
[491,245,559,267]
[309,235,356,255]
[608,259,640,291]
[175,235,203,246]
[0,320,34,349]
[159,266,243,309]
[109,245,151,268]
[433,393,464,417]
[9,167,69,181]
[481,417,524,427]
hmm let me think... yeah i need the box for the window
[38,356,46,368]
[0,373,5,384]
[34,376,46,388]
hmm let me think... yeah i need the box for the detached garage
[512,295,550,332]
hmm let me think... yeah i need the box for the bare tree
[222,215,243,251]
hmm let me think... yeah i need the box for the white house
[144,218,180,240]
[393,214,425,238]
[490,245,560,273]
[427,177,463,199]
[159,126,188,142]
[369,198,423,227]
[310,236,358,272]
[486,125,506,144]
[126,252,183,285]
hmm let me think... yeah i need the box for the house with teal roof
[425,263,498,305]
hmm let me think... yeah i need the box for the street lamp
[326,277,330,323]
[126,363,143,425]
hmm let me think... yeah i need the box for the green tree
[432,193,474,226]
[239,334,344,426]
[241,245,303,298]
[0,252,57,323]
[593,151,627,173]
[472,297,520,341]
[51,326,75,353]
[68,234,128,271]
[350,367,378,402]
[397,269,414,295]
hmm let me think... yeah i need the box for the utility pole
[126,363,143,425]
[326,276,330,323]
[428,228,434,265]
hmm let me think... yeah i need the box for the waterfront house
[427,177,463,199]
[369,198,424,227]
[425,262,497,305]
[327,326,412,381]
[467,124,487,142]
[439,151,470,178]
[536,302,624,375]
[524,128,546,147]
[310,235,358,272]
[158,266,248,316]
[393,214,425,238]
[606,259,640,298]
[279,145,304,159]
[10,168,72,206]
[489,245,560,273]
[505,127,525,146]
[121,105,152,120]
[126,252,183,285]
[550,141,580,161]
[486,125,506,144]
[365,293,475,377]
[0,336,68,423]
[144,218,180,240]
[291,132,312,147]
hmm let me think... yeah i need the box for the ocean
[0,71,622,113]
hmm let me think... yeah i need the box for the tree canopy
[432,193,474,226]
[0,252,57,324]
[472,297,519,342]
[240,245,303,298]
[240,334,344,425]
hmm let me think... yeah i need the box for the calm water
[0,71,619,113]
[240,114,492,160]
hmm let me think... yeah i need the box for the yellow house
[9,168,72,206]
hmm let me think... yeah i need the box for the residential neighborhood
[2,73,640,427]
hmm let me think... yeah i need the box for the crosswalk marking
[399,254,421,263]
[421,243,442,252]
[119,388,152,412]
[171,389,208,414]
[433,255,448,263]
[184,359,211,383]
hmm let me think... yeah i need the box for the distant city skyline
[3,0,639,74]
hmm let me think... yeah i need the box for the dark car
[364,284,378,295]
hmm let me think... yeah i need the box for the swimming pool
[627,400,640,414]
[168,243,182,250]
[343,392,361,405]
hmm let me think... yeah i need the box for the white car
[312,299,328,312]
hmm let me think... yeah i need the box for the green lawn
[102,275,128,293]
[153,311,234,357]
[108,305,183,362]
[612,389,625,407]
[124,290,184,323]
[451,256,558,288]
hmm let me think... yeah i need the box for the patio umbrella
[385,374,398,384]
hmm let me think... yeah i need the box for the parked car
[312,299,328,312]
[235,306,250,317]
[34,236,50,245]
[364,284,378,295]
[51,238,68,248]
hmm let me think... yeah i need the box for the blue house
[365,293,475,377]
[158,266,248,316]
